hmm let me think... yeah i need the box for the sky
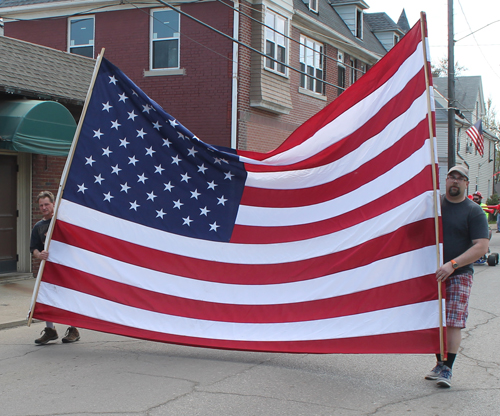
[367,0,500,115]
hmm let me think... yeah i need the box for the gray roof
[293,0,388,57]
[397,9,410,33]
[433,76,482,114]
[0,35,94,105]
[364,12,405,34]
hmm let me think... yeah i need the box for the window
[300,35,324,94]
[349,58,355,85]
[356,8,363,39]
[394,34,400,46]
[265,9,287,75]
[309,0,319,13]
[358,63,366,79]
[338,66,345,96]
[151,9,180,70]
[337,51,345,96]
[69,16,94,58]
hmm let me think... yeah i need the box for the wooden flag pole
[27,48,106,326]
[420,13,445,361]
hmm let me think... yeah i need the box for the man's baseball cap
[447,165,469,180]
[473,191,483,198]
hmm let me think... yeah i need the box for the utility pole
[448,0,456,168]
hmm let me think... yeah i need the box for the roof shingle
[0,35,95,104]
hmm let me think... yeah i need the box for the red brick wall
[30,154,66,276]
[4,17,67,50]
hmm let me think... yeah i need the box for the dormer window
[356,8,363,39]
[394,34,400,45]
[309,0,318,13]
[302,0,318,13]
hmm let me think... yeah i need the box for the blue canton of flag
[63,58,247,242]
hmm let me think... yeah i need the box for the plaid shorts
[446,272,473,328]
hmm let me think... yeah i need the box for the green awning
[0,100,76,156]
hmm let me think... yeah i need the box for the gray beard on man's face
[449,187,460,197]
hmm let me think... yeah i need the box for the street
[1,232,499,416]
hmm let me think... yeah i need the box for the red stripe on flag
[33,304,440,354]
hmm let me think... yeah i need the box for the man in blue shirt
[425,166,489,388]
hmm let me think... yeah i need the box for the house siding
[333,5,356,35]
[373,32,393,52]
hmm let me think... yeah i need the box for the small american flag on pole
[466,119,484,156]
[31,18,443,354]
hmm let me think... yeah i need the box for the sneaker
[62,326,80,343]
[425,362,445,380]
[436,365,453,388]
[35,327,58,345]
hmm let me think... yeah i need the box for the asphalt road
[1,232,499,416]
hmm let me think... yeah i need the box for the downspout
[230,0,239,149]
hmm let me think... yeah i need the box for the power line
[456,0,500,81]
[455,19,500,42]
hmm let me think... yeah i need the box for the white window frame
[309,0,319,13]
[299,35,324,95]
[349,58,355,85]
[264,9,288,76]
[394,34,400,46]
[68,15,95,58]
[150,8,181,70]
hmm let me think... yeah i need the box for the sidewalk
[0,275,35,329]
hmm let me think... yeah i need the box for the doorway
[0,155,17,273]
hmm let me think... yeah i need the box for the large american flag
[32,19,443,353]
[466,119,484,156]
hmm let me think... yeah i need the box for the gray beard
[449,187,460,197]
